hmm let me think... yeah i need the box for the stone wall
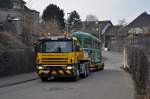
[0,48,36,77]
[0,9,39,46]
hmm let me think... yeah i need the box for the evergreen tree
[0,0,12,9]
[68,10,82,28]
[42,4,65,29]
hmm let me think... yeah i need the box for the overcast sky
[24,0,150,25]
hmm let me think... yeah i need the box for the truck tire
[72,69,80,81]
[87,62,90,76]
[101,65,104,70]
[82,66,87,78]
[80,63,87,78]
[86,66,90,76]
[41,77,48,82]
[100,63,104,70]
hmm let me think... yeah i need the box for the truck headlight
[66,66,74,69]
[38,66,44,70]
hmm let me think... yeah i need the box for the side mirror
[75,45,80,52]
[33,43,38,53]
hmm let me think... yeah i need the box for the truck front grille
[41,58,68,64]
[42,58,67,60]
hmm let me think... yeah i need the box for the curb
[0,77,39,88]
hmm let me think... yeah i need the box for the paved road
[0,51,134,99]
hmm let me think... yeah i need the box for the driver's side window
[73,40,80,52]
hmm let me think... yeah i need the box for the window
[84,39,92,48]
[39,40,73,53]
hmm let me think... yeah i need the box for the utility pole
[96,21,101,40]
[104,30,106,48]
[67,13,71,36]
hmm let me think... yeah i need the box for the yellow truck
[34,36,90,81]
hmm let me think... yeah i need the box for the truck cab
[35,36,90,81]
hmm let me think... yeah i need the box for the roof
[127,12,150,28]
[39,36,72,41]
[105,26,122,36]
[81,21,98,33]
[11,0,26,3]
[72,31,101,42]
[98,21,113,32]
[11,0,26,4]
[81,20,113,35]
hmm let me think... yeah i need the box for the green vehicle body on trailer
[72,31,104,70]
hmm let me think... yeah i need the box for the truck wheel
[95,65,101,71]
[87,62,90,76]
[41,77,48,82]
[86,66,90,76]
[82,66,87,78]
[72,69,80,81]
[80,64,87,78]
[100,63,104,70]
[101,65,104,70]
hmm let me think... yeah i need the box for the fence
[0,48,36,77]
[124,34,150,99]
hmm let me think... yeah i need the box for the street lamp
[95,21,101,41]
[104,30,106,48]
[96,28,101,40]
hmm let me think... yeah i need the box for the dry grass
[0,32,26,50]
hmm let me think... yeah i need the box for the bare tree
[118,18,127,26]
[39,20,63,37]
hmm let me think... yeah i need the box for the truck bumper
[36,69,75,78]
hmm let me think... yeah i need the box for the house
[0,0,39,46]
[105,12,150,51]
[105,25,126,51]
[81,20,113,36]
[127,12,150,36]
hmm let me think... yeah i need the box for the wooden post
[123,47,128,68]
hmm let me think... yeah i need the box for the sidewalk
[0,72,39,88]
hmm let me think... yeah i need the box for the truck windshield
[39,40,73,53]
